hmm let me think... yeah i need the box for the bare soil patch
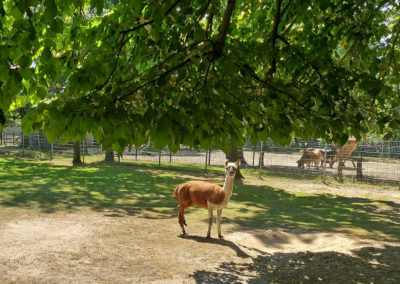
[1,176,400,283]
[0,211,399,283]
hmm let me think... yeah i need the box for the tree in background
[105,150,114,163]
[72,140,83,165]
[0,0,399,154]
[226,145,245,179]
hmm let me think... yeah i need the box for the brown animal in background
[173,160,240,239]
[330,137,358,167]
[297,149,324,169]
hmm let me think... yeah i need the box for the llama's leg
[206,207,213,238]
[217,208,223,239]
[178,204,186,235]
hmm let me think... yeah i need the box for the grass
[1,155,400,241]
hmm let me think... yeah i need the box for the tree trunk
[72,141,83,165]
[237,147,248,166]
[226,145,245,180]
[105,150,115,163]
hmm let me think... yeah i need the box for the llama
[173,160,240,239]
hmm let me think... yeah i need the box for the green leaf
[43,125,60,143]
[21,111,36,135]
[90,0,104,15]
[132,1,143,13]
[10,5,23,20]
[194,26,205,41]
[148,27,159,41]
[50,17,64,34]
[18,55,31,68]
[9,47,23,60]
[168,142,179,153]
[37,87,47,99]
[44,0,58,20]
[0,65,9,81]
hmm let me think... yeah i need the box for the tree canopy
[1,0,399,153]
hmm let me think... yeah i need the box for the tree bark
[227,144,245,180]
[72,141,83,165]
[105,150,115,163]
[237,147,248,166]
[213,0,236,59]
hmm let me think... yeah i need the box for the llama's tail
[173,184,182,197]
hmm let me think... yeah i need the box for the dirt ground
[1,178,400,283]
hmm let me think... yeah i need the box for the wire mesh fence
[2,124,400,184]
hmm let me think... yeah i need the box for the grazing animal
[297,149,323,169]
[173,160,240,239]
[315,148,337,167]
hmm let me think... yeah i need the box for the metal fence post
[82,139,85,164]
[323,142,327,182]
[38,132,41,158]
[252,145,255,166]
[337,155,344,182]
[204,150,208,173]
[22,134,25,156]
[259,141,263,178]
[356,152,363,181]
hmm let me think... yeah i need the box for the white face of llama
[225,160,240,177]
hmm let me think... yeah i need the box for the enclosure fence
[1,124,400,184]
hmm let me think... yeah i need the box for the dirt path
[0,209,399,283]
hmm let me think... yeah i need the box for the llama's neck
[222,173,235,199]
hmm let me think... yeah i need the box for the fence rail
[1,125,400,184]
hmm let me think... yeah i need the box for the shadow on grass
[232,180,400,241]
[192,245,400,283]
[1,157,400,241]
[0,157,185,217]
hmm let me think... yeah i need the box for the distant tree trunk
[105,150,114,163]
[72,141,83,165]
[226,145,245,180]
[237,147,248,166]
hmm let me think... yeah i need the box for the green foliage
[0,0,399,151]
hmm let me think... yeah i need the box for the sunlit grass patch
[1,156,400,241]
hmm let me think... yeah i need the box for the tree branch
[94,0,184,95]
[277,35,324,81]
[213,0,236,59]
[120,0,182,35]
[206,0,216,39]
[380,29,399,80]
[264,0,282,83]
[95,33,126,91]
[116,57,192,103]
[120,20,154,35]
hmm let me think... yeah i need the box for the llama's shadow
[179,235,249,258]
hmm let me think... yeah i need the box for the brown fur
[173,181,226,233]
[173,160,240,237]
[173,181,225,208]
[297,149,323,169]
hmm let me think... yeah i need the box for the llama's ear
[236,160,240,166]
[225,159,229,167]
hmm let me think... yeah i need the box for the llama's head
[297,159,304,168]
[225,160,240,177]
